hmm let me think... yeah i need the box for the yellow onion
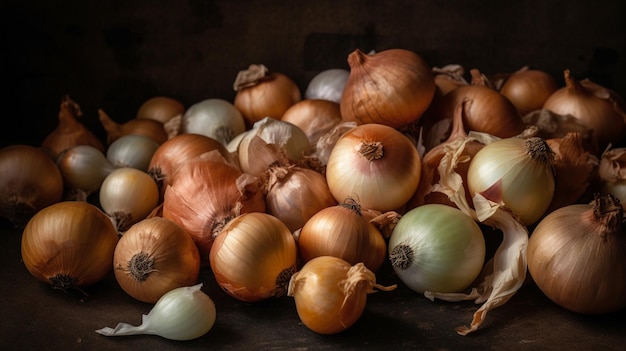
[113,217,200,303]
[340,48,436,128]
[263,165,337,232]
[99,109,168,145]
[543,69,626,151]
[287,256,396,335]
[467,136,555,225]
[280,99,343,147]
[209,212,297,302]
[325,123,421,212]
[0,145,64,227]
[41,95,104,159]
[499,66,558,116]
[136,96,185,125]
[527,194,626,314]
[297,198,387,272]
[162,157,266,261]
[233,64,301,127]
[21,201,119,292]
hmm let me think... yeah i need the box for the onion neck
[563,69,583,95]
[589,193,623,238]
[347,49,367,68]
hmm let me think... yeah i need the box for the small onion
[136,96,185,124]
[106,134,160,171]
[99,109,168,145]
[181,98,246,145]
[340,48,436,128]
[298,198,386,272]
[499,66,558,116]
[0,145,64,227]
[99,167,159,232]
[57,145,116,194]
[527,194,626,314]
[304,68,349,103]
[388,204,486,294]
[467,136,555,225]
[280,99,343,147]
[21,201,119,291]
[287,256,396,335]
[209,212,297,302]
[113,217,201,303]
[325,123,421,212]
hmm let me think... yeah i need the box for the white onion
[304,69,349,103]
[181,98,246,145]
[106,134,160,171]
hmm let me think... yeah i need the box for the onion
[287,256,396,335]
[499,66,558,116]
[113,217,200,303]
[98,109,168,145]
[543,69,626,151]
[233,64,301,127]
[467,136,555,225]
[136,96,185,125]
[21,201,119,293]
[181,98,246,145]
[389,204,486,294]
[599,146,626,205]
[297,198,387,272]
[280,99,343,147]
[209,212,297,302]
[432,64,468,95]
[57,145,116,195]
[304,68,349,103]
[106,134,160,171]
[325,123,421,212]
[340,48,436,128]
[99,167,160,232]
[97,284,216,341]
[527,194,626,314]
[0,145,64,227]
[41,95,105,159]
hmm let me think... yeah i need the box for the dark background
[1,0,624,148]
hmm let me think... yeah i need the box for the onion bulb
[0,145,64,227]
[340,48,436,128]
[96,284,216,341]
[304,68,349,103]
[467,136,555,225]
[287,256,396,335]
[21,201,119,292]
[388,204,486,294]
[233,64,301,127]
[136,96,185,125]
[113,217,201,303]
[106,134,160,171]
[209,212,297,302]
[527,194,626,314]
[543,69,626,150]
[99,167,159,232]
[499,66,558,116]
[280,99,343,147]
[298,198,387,272]
[325,123,421,212]
[99,109,168,145]
[181,98,246,145]
[56,145,116,194]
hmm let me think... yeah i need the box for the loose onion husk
[287,256,396,335]
[233,64,301,127]
[21,201,119,293]
[325,123,421,212]
[0,145,64,227]
[340,48,436,128]
[209,212,297,302]
[113,217,201,303]
[527,194,626,314]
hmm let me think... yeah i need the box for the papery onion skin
[467,136,555,225]
[113,217,201,303]
[0,145,64,227]
[388,204,486,294]
[181,98,246,145]
[325,123,421,212]
[209,212,297,302]
[21,201,119,290]
[304,68,349,103]
[264,166,337,233]
[527,194,626,314]
[99,167,160,232]
[340,48,436,128]
[298,198,386,272]
[136,96,185,124]
[287,256,395,335]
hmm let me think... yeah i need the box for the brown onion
[543,69,626,151]
[340,48,436,128]
[500,66,558,116]
[0,145,64,227]
[99,109,169,145]
[233,64,301,127]
[280,99,343,147]
[527,194,626,314]
[136,96,185,124]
